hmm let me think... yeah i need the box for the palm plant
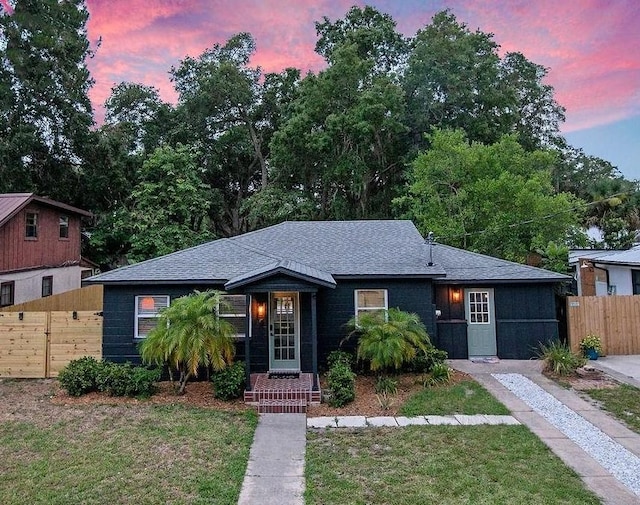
[139,290,236,394]
[346,308,431,372]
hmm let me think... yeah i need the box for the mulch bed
[543,365,621,391]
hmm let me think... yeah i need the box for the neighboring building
[0,193,93,307]
[86,220,569,376]
[570,247,640,296]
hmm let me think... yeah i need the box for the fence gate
[0,311,102,378]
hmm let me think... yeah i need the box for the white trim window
[354,289,388,323]
[135,295,170,339]
[219,294,249,339]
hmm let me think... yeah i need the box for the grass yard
[0,381,257,505]
[306,425,601,505]
[400,379,510,416]
[583,383,640,434]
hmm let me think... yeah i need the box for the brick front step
[258,398,307,414]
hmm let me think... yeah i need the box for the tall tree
[270,7,408,220]
[395,129,583,262]
[0,0,94,202]
[170,33,299,235]
[121,144,214,263]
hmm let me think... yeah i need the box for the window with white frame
[219,294,248,338]
[135,295,169,339]
[354,289,388,322]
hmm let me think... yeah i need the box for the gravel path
[493,373,640,497]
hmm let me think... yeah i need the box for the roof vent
[425,231,435,266]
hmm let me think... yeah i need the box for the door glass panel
[468,291,490,325]
[273,295,296,363]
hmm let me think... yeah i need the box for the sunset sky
[41,1,640,178]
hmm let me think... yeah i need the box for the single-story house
[85,220,568,383]
[570,246,640,296]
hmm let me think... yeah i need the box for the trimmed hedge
[58,357,160,398]
[211,361,246,400]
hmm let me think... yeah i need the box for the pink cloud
[84,0,640,133]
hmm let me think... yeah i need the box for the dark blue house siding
[433,283,561,360]
[316,279,435,369]
[494,284,559,359]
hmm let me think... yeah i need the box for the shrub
[58,356,103,396]
[423,362,452,387]
[326,362,356,407]
[538,340,586,376]
[405,346,448,373]
[211,361,246,400]
[326,350,354,370]
[97,362,160,397]
[346,308,431,372]
[375,375,398,395]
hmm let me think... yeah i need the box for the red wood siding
[0,203,82,272]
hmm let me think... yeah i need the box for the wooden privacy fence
[0,311,102,378]
[567,295,640,355]
[3,284,103,312]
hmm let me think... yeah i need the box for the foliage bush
[326,362,356,407]
[405,346,448,373]
[58,358,160,398]
[211,361,246,400]
[538,340,586,376]
[375,375,398,395]
[97,362,160,397]
[58,356,104,396]
[423,362,453,387]
[326,350,354,370]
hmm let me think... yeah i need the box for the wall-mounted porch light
[256,301,266,323]
[451,287,462,304]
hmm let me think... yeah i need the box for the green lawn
[583,383,640,434]
[0,403,257,505]
[306,425,601,505]
[400,379,510,416]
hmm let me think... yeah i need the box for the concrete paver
[425,415,459,425]
[335,415,367,428]
[306,416,336,429]
[366,416,398,427]
[395,416,429,426]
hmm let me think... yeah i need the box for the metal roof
[0,193,91,228]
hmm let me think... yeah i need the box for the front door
[269,292,300,371]
[465,288,497,357]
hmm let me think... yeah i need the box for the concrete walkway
[237,413,306,505]
[590,355,640,388]
[449,359,640,505]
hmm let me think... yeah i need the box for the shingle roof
[0,193,91,228]
[86,220,569,285]
[433,244,570,282]
[87,220,445,284]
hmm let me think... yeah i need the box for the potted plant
[579,334,603,360]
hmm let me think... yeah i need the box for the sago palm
[139,290,236,394]
[346,308,431,372]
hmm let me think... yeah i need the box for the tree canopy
[2,2,636,271]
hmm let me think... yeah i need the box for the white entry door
[465,288,497,357]
[269,292,300,371]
